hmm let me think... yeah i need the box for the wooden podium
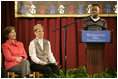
[79,31,112,75]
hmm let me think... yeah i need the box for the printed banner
[15,1,117,17]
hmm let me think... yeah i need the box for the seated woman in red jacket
[2,26,30,78]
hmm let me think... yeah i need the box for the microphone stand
[52,16,90,76]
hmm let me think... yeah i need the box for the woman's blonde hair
[33,24,44,32]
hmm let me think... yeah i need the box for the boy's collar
[90,16,100,22]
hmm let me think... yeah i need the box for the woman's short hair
[3,26,15,39]
[33,24,44,32]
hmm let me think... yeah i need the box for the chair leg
[35,72,44,78]
[8,72,15,78]
[33,72,35,78]
[35,72,40,78]
[29,72,35,78]
[8,72,10,78]
[12,72,15,78]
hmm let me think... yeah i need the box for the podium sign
[82,31,110,43]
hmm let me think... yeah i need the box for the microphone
[91,14,97,18]
[84,14,92,19]
[52,14,91,32]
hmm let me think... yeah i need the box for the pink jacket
[2,40,27,70]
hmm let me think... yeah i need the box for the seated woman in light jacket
[29,24,60,77]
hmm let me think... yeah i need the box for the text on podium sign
[82,31,110,43]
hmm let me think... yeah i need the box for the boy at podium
[82,4,107,31]
[82,4,108,75]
